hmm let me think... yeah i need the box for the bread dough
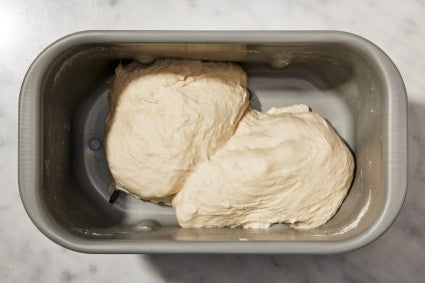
[105,59,354,229]
[105,60,249,200]
[172,105,355,229]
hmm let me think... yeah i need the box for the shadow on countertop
[142,101,425,283]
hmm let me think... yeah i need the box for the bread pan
[19,31,407,253]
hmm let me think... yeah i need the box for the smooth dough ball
[105,60,249,201]
[172,105,355,229]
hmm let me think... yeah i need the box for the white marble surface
[1,0,424,282]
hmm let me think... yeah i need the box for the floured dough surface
[105,60,249,200]
[173,105,355,229]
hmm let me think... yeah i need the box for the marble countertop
[1,0,424,282]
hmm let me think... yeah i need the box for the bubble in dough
[172,105,355,229]
[105,60,249,201]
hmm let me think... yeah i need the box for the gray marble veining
[1,0,424,282]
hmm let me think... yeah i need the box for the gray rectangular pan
[19,31,407,254]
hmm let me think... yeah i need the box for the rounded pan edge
[327,31,408,253]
